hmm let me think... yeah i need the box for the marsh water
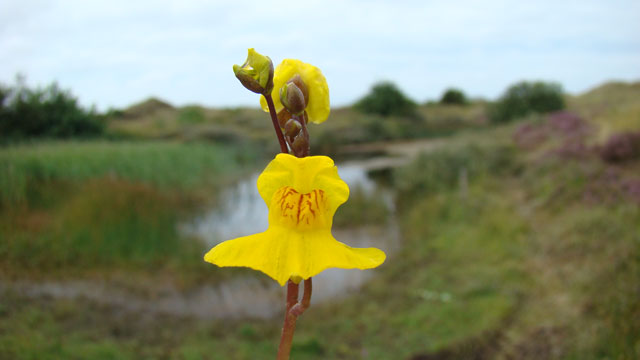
[8,157,402,319]
[178,160,401,318]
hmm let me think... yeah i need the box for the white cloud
[1,0,638,110]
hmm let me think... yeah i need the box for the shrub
[0,77,103,140]
[178,105,206,124]
[512,122,549,150]
[440,88,467,105]
[490,81,565,123]
[600,131,640,163]
[354,82,417,117]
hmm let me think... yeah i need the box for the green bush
[490,81,565,123]
[0,77,103,140]
[440,88,467,105]
[354,82,417,117]
[395,144,518,208]
[178,105,206,124]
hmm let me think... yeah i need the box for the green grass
[568,81,640,141]
[0,178,529,360]
[1,137,639,359]
[294,177,530,359]
[0,292,283,360]
[0,167,532,359]
[0,140,254,208]
[0,140,258,280]
[333,184,391,228]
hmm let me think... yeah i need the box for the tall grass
[0,140,254,209]
[0,140,257,278]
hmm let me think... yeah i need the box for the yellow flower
[232,48,274,94]
[260,59,330,124]
[204,154,386,286]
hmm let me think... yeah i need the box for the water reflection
[177,161,399,318]
[182,162,384,247]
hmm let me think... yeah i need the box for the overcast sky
[1,0,639,111]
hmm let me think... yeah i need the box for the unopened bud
[277,109,292,128]
[289,74,309,106]
[291,132,309,157]
[280,82,306,115]
[232,48,274,94]
[284,119,302,138]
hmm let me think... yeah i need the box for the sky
[1,0,639,111]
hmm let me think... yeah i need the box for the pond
[178,159,401,318]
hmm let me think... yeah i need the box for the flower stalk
[216,49,385,360]
[277,279,312,360]
[266,84,311,358]
[264,94,289,154]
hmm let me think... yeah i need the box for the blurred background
[1,1,639,359]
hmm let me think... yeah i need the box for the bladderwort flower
[260,59,330,124]
[204,153,386,286]
[220,49,384,359]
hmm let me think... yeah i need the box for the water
[5,160,399,319]
[177,160,399,318]
[182,162,389,247]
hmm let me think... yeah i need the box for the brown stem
[277,280,299,360]
[263,94,289,154]
[290,278,312,316]
[276,278,313,360]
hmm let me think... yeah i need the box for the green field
[0,140,258,281]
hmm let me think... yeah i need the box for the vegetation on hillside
[354,82,418,118]
[0,77,104,140]
[439,88,468,105]
[568,81,640,140]
[490,81,565,123]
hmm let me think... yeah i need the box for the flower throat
[270,186,328,230]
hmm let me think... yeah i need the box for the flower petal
[257,154,349,214]
[204,227,386,286]
[259,59,330,124]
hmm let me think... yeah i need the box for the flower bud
[284,119,302,138]
[288,74,309,106]
[280,82,306,115]
[277,109,292,128]
[291,132,309,157]
[232,48,274,94]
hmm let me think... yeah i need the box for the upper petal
[257,154,349,215]
[259,59,330,124]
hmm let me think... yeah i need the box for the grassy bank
[0,145,532,359]
[3,133,637,359]
[0,140,258,280]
